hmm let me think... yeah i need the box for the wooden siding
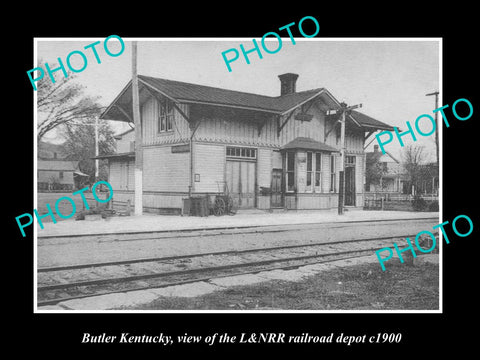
[189,101,364,153]
[193,143,225,193]
[296,194,336,209]
[37,170,74,185]
[143,146,189,192]
[272,150,282,169]
[109,160,135,191]
[116,131,135,153]
[257,148,271,188]
[143,192,184,210]
[355,154,364,195]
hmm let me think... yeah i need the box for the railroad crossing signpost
[338,102,362,215]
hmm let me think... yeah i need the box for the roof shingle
[101,75,394,131]
[138,75,324,113]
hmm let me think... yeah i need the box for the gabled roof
[139,75,320,113]
[37,159,78,171]
[93,152,135,160]
[101,75,393,132]
[281,137,339,152]
[349,110,394,131]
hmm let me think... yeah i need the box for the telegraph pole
[338,102,362,215]
[132,41,143,215]
[426,91,439,168]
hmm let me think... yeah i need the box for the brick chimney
[278,73,299,95]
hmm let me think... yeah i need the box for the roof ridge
[138,74,279,100]
[272,88,325,99]
[139,74,325,100]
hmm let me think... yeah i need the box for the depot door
[345,156,356,206]
[226,160,256,208]
[271,169,283,208]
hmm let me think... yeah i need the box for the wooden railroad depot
[98,73,394,214]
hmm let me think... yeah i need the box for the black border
[11,6,478,356]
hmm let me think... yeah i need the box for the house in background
[365,144,439,199]
[37,141,87,191]
[98,73,394,214]
[365,144,407,194]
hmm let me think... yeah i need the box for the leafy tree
[36,59,104,141]
[61,119,116,185]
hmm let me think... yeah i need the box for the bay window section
[286,151,295,192]
[330,155,336,192]
[306,152,313,191]
[315,153,321,192]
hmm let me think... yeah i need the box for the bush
[428,201,439,212]
[412,196,427,211]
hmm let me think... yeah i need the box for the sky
[36,37,440,163]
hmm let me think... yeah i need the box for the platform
[36,208,439,238]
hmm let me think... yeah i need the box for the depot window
[330,155,336,192]
[158,98,174,133]
[286,151,295,192]
[226,146,256,159]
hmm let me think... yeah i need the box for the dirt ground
[129,258,439,311]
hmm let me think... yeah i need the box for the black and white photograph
[33,38,441,312]
[10,8,478,355]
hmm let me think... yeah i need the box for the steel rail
[38,234,417,273]
[37,249,383,307]
[37,217,439,240]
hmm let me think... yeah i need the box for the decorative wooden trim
[114,104,133,123]
[324,117,341,142]
[364,130,374,141]
[277,110,295,136]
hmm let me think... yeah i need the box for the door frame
[344,163,356,206]
[226,159,256,209]
[270,168,284,208]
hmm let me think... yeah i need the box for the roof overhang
[92,152,135,160]
[100,76,394,133]
[280,137,339,153]
[100,79,281,122]
[100,77,344,122]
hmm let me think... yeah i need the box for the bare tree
[36,60,104,141]
[365,150,387,191]
[402,144,426,195]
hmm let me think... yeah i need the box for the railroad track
[37,217,439,242]
[37,234,423,307]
